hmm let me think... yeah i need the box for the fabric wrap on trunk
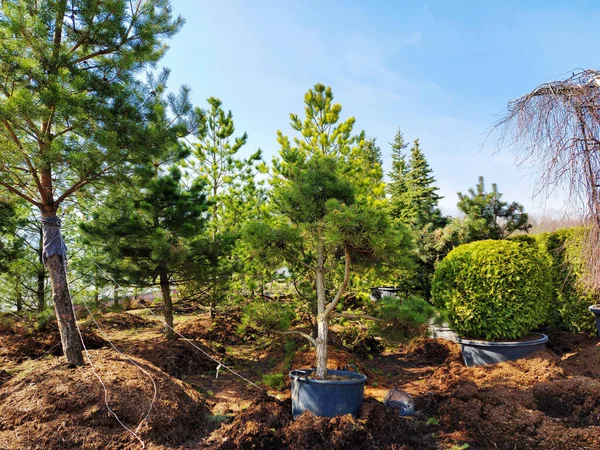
[41,216,68,264]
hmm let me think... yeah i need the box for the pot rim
[289,368,367,385]
[589,304,600,313]
[458,332,548,348]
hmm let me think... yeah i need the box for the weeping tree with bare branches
[495,69,600,289]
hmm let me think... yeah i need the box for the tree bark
[315,235,328,379]
[159,269,175,340]
[36,225,45,311]
[46,252,84,366]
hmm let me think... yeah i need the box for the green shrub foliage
[535,228,599,334]
[432,240,552,340]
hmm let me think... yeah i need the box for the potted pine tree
[244,84,411,418]
[432,240,553,366]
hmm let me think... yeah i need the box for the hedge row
[512,228,599,335]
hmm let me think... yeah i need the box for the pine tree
[245,84,411,379]
[390,138,443,228]
[81,164,208,339]
[0,1,183,365]
[457,176,531,241]
[185,98,265,315]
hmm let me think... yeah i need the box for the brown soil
[118,336,217,379]
[202,393,437,450]
[176,312,247,345]
[0,349,211,449]
[4,312,600,449]
[82,312,154,331]
[0,318,106,363]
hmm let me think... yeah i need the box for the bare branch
[273,330,317,347]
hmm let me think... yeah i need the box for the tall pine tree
[185,98,265,316]
[0,0,183,365]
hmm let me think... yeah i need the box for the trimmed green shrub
[432,240,552,340]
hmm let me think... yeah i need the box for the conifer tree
[0,0,183,365]
[245,84,410,379]
[457,176,531,241]
[185,98,265,315]
[81,163,208,339]
[389,138,443,228]
[388,128,409,218]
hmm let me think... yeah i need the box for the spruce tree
[0,0,183,365]
[388,128,409,221]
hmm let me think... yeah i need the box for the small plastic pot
[289,368,367,419]
[589,305,600,337]
[459,332,548,367]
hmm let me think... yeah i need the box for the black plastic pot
[370,286,401,301]
[589,305,600,336]
[459,333,548,367]
[289,369,367,419]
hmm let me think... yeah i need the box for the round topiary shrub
[431,239,552,340]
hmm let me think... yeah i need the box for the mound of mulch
[0,319,106,363]
[0,349,211,449]
[204,393,437,450]
[122,337,217,379]
[82,312,154,331]
[437,376,600,449]
[176,313,246,345]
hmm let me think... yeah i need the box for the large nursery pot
[589,305,600,336]
[289,368,367,419]
[459,332,549,367]
[370,286,401,301]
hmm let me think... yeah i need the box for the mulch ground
[3,312,600,449]
[0,318,106,364]
[0,349,211,450]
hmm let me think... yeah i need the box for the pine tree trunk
[159,269,175,340]
[15,276,22,313]
[46,253,84,366]
[315,237,328,379]
[36,270,45,311]
[37,225,45,311]
[113,284,120,309]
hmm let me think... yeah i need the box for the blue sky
[161,0,600,216]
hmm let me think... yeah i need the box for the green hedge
[432,240,552,340]
[533,228,599,334]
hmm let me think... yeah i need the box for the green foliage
[536,228,598,333]
[238,300,297,334]
[432,240,552,340]
[389,137,443,229]
[0,1,184,209]
[457,176,531,241]
[262,372,286,390]
[35,307,55,332]
[372,295,436,341]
